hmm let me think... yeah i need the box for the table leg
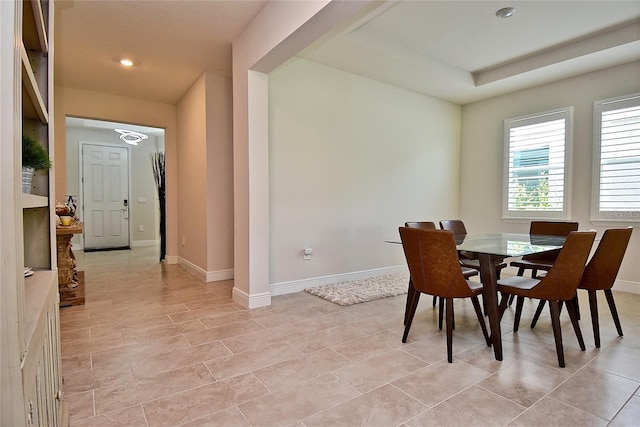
[478,253,503,361]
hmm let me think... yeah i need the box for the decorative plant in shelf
[22,135,51,193]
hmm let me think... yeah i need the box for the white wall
[175,72,234,281]
[232,0,382,307]
[65,126,162,247]
[460,61,640,290]
[269,58,461,288]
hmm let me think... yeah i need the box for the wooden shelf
[23,0,49,53]
[21,43,48,124]
[22,192,48,209]
[4,0,62,424]
[23,269,57,350]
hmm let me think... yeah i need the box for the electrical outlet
[182,236,186,246]
[303,248,313,260]
[138,225,144,232]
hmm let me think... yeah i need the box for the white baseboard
[177,257,205,280]
[165,255,178,264]
[269,265,409,296]
[206,269,234,282]
[613,280,640,295]
[132,239,160,247]
[177,257,233,282]
[232,287,271,309]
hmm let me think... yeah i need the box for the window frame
[591,93,640,223]
[502,107,573,220]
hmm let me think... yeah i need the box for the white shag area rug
[305,272,409,306]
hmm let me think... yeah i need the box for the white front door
[82,144,130,250]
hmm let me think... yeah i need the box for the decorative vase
[22,167,34,193]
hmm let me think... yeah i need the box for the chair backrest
[579,227,633,291]
[529,221,579,236]
[405,221,436,230]
[529,231,596,301]
[524,221,579,261]
[439,220,467,235]
[399,227,474,298]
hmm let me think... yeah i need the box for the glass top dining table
[453,232,566,257]
[388,232,567,361]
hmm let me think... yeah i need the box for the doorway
[65,117,165,254]
[81,143,130,250]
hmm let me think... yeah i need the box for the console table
[56,222,85,306]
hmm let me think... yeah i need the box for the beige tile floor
[61,247,640,426]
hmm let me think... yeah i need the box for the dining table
[389,232,567,361]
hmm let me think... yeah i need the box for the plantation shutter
[503,109,570,219]
[594,95,640,220]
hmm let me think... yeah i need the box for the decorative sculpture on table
[65,195,78,219]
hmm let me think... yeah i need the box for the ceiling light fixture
[496,7,516,19]
[114,129,149,145]
[119,58,134,67]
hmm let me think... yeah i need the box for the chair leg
[403,278,413,325]
[437,298,455,329]
[471,296,491,347]
[482,294,488,316]
[513,296,525,332]
[433,295,437,307]
[549,300,565,368]
[531,300,546,328]
[507,268,526,307]
[587,290,600,348]
[404,279,415,326]
[604,289,624,337]
[566,296,586,351]
[402,289,421,343]
[498,292,509,321]
[446,298,454,363]
[498,292,508,313]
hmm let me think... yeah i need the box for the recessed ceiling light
[119,58,134,67]
[496,7,516,19]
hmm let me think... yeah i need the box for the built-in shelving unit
[1,0,63,425]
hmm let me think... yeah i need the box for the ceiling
[55,0,640,107]
[54,0,268,104]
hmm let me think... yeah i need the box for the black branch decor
[151,152,166,261]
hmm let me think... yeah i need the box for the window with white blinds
[503,108,572,219]
[592,94,640,222]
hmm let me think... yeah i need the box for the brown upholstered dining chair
[510,221,579,278]
[506,220,579,308]
[527,227,633,348]
[439,220,507,278]
[399,227,490,363]
[403,222,478,327]
[497,231,596,367]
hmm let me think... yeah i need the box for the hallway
[61,247,640,426]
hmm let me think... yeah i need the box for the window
[592,94,640,222]
[503,108,572,219]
